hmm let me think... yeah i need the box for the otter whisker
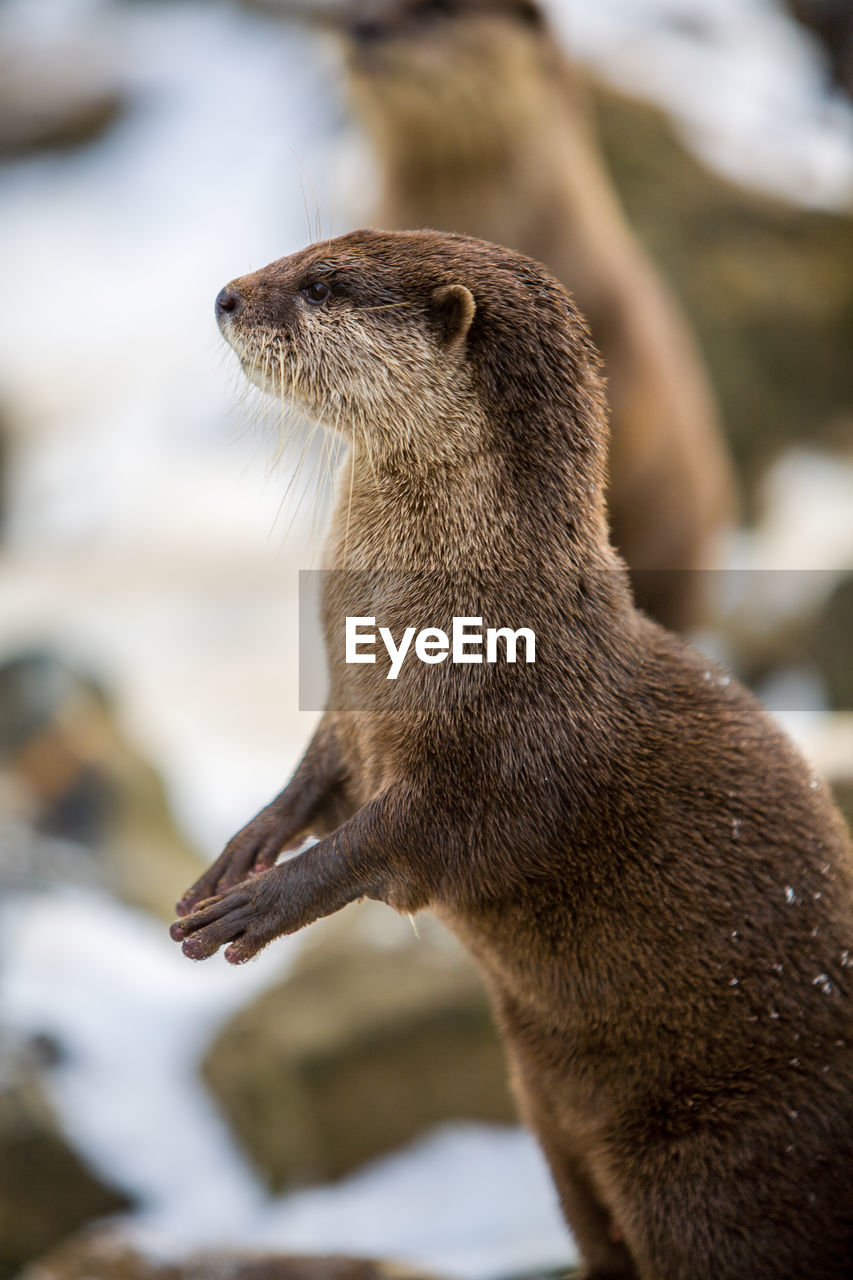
[277,346,290,448]
[328,171,338,244]
[284,418,330,538]
[270,371,339,542]
[341,429,357,571]
[268,418,317,542]
[312,412,342,548]
[358,302,416,313]
[270,395,315,494]
[289,146,323,245]
[359,417,381,491]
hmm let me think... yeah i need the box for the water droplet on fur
[785,886,796,905]
[729,977,739,986]
[732,818,741,839]
[813,973,834,996]
[772,962,784,975]
[810,776,820,790]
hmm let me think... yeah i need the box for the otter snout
[215,286,242,325]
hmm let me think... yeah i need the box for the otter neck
[326,442,616,589]
[372,79,582,234]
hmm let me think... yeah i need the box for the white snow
[550,0,853,209]
[0,888,288,1226]
[0,888,573,1278]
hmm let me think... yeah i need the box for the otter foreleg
[171,784,425,963]
[175,716,350,916]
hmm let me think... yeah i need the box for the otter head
[216,229,607,509]
[335,0,558,168]
[216,230,483,468]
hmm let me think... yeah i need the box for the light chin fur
[223,328,289,398]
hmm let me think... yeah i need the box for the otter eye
[303,281,331,305]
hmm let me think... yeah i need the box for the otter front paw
[170,869,289,964]
[175,807,304,917]
[172,831,375,963]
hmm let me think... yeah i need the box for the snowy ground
[0,888,573,1278]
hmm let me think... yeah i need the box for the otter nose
[215,287,242,320]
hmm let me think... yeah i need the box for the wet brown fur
[334,0,736,631]
[173,230,853,1280]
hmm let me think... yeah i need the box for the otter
[172,230,853,1280]
[328,0,736,633]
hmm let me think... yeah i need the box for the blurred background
[0,0,851,1276]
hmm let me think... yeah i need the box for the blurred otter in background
[332,0,735,632]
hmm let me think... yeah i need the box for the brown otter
[172,230,853,1280]
[328,0,736,632]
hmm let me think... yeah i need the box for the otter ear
[431,284,476,352]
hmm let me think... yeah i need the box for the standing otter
[172,230,853,1280]
[330,0,736,632]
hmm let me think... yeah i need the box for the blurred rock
[0,48,125,159]
[21,1231,440,1280]
[203,902,514,1190]
[593,86,853,510]
[788,0,853,99]
[0,1045,130,1279]
[0,651,203,920]
[812,573,853,711]
[0,814,101,897]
